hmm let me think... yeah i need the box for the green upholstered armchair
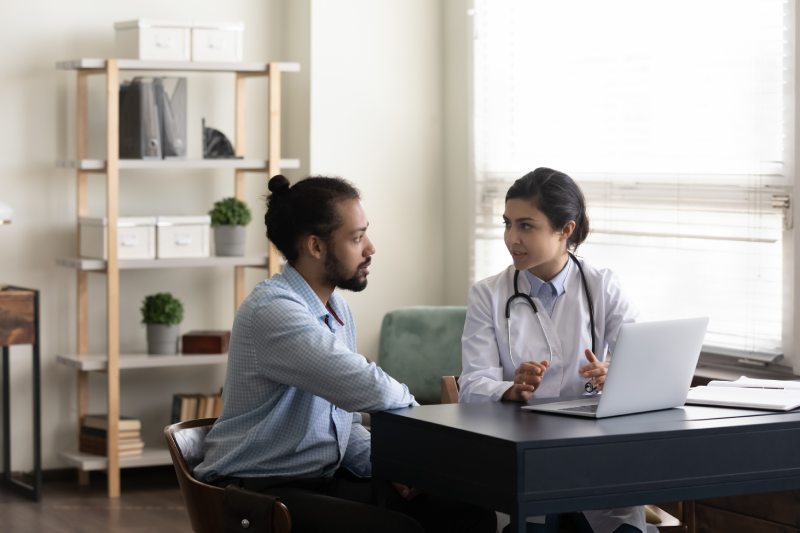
[377,306,467,404]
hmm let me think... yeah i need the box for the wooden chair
[164,418,292,533]
[440,376,692,532]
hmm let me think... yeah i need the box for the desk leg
[2,346,9,487]
[682,500,696,533]
[1,340,42,501]
[510,504,526,533]
[32,310,42,500]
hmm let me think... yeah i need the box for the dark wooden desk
[0,286,41,501]
[371,402,800,533]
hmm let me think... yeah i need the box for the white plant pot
[213,225,246,256]
[146,324,180,355]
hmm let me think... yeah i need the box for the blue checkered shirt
[195,265,416,482]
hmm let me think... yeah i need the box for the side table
[0,285,41,501]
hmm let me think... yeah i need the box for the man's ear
[302,234,326,260]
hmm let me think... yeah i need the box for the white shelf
[56,58,301,73]
[60,448,172,471]
[57,255,268,271]
[56,158,301,171]
[58,353,228,371]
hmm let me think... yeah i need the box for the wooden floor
[0,467,192,533]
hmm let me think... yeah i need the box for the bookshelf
[56,58,297,497]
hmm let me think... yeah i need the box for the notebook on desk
[522,317,709,419]
[686,383,800,411]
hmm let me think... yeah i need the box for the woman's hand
[502,360,549,402]
[579,349,610,391]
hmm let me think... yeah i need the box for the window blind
[473,0,793,357]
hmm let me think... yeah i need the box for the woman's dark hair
[265,174,361,263]
[505,167,589,250]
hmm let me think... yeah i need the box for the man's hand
[392,482,419,500]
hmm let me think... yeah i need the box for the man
[196,175,495,533]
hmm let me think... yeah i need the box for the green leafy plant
[209,197,252,226]
[140,292,184,325]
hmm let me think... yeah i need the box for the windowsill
[694,352,798,383]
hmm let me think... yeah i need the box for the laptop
[521,317,709,419]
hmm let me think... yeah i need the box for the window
[473,0,793,360]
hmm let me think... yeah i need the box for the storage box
[191,22,244,62]
[115,20,191,61]
[182,330,230,354]
[79,217,157,260]
[156,216,210,258]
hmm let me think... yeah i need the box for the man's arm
[341,416,371,477]
[248,291,416,413]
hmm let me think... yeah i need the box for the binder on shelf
[119,77,187,159]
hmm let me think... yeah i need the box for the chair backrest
[377,306,467,404]
[441,375,459,404]
[164,418,291,533]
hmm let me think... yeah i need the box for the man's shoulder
[242,275,307,312]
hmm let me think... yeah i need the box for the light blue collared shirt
[524,258,572,316]
[195,265,416,482]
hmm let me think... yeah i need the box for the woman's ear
[560,220,576,242]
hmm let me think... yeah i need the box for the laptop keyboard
[562,404,599,414]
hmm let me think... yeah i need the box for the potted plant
[141,292,184,355]
[209,197,252,256]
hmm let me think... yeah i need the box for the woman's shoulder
[572,256,619,284]
[472,265,514,292]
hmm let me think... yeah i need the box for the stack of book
[171,392,222,423]
[79,414,145,457]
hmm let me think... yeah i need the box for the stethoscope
[504,252,598,394]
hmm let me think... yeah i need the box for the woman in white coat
[460,168,645,533]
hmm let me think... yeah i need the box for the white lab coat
[460,258,646,532]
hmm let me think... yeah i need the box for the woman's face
[503,198,572,279]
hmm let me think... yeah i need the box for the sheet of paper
[686,385,800,411]
[706,376,800,390]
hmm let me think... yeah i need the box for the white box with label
[156,216,210,258]
[115,19,192,61]
[80,217,157,260]
[191,22,244,62]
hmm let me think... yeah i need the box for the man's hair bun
[268,175,291,195]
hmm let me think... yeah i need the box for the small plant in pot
[141,292,184,355]
[209,197,252,256]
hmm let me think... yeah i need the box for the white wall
[443,0,474,304]
[1,0,461,472]
[0,0,284,471]
[308,0,447,359]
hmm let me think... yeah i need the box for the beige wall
[0,0,470,471]
[308,0,447,359]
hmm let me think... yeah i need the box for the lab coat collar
[523,256,572,298]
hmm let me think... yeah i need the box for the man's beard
[324,247,370,292]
